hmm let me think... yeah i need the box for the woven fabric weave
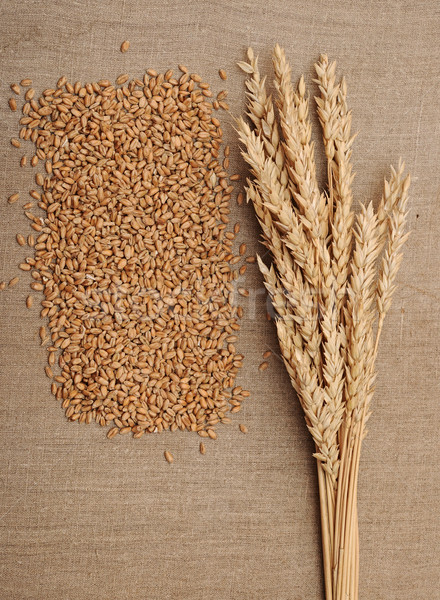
[1,1,439,598]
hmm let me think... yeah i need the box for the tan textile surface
[0,1,439,598]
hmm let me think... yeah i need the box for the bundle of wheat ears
[237,46,410,600]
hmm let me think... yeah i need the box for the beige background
[0,1,439,598]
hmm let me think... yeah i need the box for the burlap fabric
[1,1,439,598]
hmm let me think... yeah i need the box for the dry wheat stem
[238,46,410,600]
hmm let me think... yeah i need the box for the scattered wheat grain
[107,427,119,439]
[8,67,245,440]
[116,73,129,85]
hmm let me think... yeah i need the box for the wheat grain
[8,193,19,204]
[116,74,129,85]
[7,67,248,441]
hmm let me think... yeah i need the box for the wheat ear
[237,119,323,378]
[273,44,328,247]
[375,167,411,355]
[240,48,290,198]
[315,55,355,314]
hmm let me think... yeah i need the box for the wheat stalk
[238,47,410,600]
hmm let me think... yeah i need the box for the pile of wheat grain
[6,66,250,441]
[238,47,410,600]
